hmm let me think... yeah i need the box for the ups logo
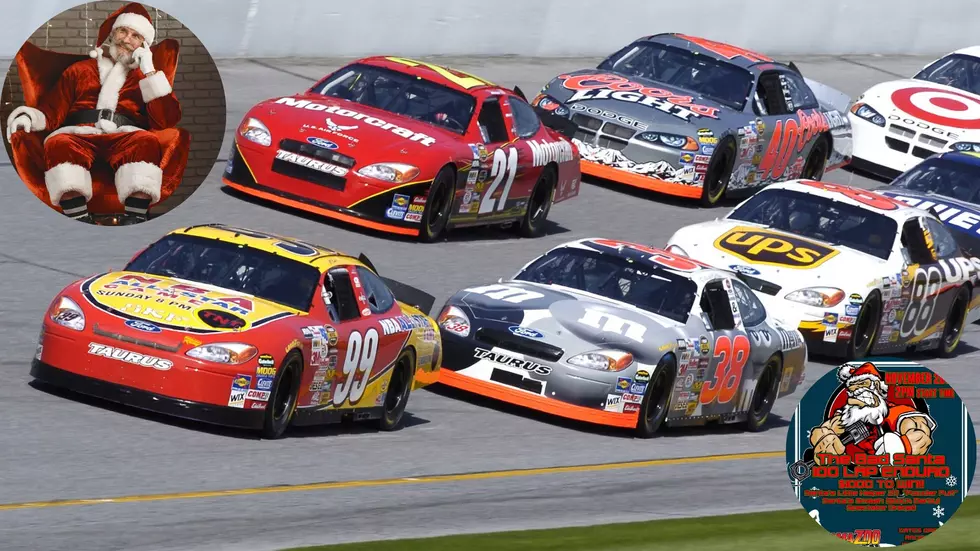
[713,227,839,269]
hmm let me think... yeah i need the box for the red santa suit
[5,3,180,218]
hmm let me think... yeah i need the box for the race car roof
[168,224,364,269]
[951,45,980,60]
[756,180,925,219]
[357,56,500,94]
[642,33,777,70]
[557,237,731,278]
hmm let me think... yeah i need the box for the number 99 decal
[333,328,379,406]
[900,266,942,338]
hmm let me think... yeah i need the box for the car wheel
[376,350,416,431]
[845,291,882,361]
[634,354,676,438]
[419,166,456,243]
[261,352,301,439]
[931,285,970,358]
[517,166,556,238]
[700,137,736,207]
[744,354,783,432]
[802,135,829,180]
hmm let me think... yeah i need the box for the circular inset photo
[1,1,225,226]
[785,359,976,547]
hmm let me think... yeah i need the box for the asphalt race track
[0,55,978,551]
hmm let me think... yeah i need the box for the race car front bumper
[848,113,947,181]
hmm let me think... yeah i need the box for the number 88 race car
[434,238,807,437]
[666,179,980,360]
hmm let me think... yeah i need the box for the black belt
[63,109,143,129]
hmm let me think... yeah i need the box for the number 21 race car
[434,238,807,437]
[224,56,581,242]
[667,179,980,360]
[32,224,442,438]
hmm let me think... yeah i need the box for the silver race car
[434,238,807,437]
[532,33,852,206]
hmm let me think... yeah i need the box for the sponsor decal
[508,325,544,339]
[274,97,436,145]
[890,86,980,132]
[557,73,720,121]
[258,354,275,368]
[714,226,839,269]
[884,194,980,236]
[630,382,647,394]
[125,319,161,333]
[306,136,338,150]
[823,312,839,326]
[183,336,202,347]
[605,393,624,413]
[257,375,275,391]
[849,293,864,305]
[728,264,760,276]
[529,139,574,167]
[699,335,710,355]
[623,402,641,414]
[228,374,251,408]
[568,103,648,129]
[838,328,853,340]
[634,369,651,383]
[198,309,247,329]
[386,193,411,220]
[380,314,431,336]
[97,275,254,315]
[246,389,270,402]
[623,393,643,404]
[845,304,862,317]
[87,342,173,371]
[757,109,832,181]
[275,149,348,177]
[616,377,631,393]
[473,347,551,375]
[839,315,857,325]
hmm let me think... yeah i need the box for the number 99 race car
[31,224,442,439]
[666,179,980,360]
[434,238,807,437]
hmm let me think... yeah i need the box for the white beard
[840,387,889,426]
[109,43,135,67]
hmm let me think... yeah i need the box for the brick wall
[0,0,225,214]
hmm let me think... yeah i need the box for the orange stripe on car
[581,160,703,199]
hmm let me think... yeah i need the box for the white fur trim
[139,71,172,102]
[43,124,141,143]
[115,161,163,204]
[96,55,114,84]
[847,373,887,392]
[8,106,47,131]
[96,60,132,112]
[113,13,155,46]
[838,364,857,382]
[89,49,100,59]
[45,162,93,204]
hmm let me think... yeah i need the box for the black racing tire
[744,354,783,432]
[700,137,736,207]
[802,134,830,181]
[418,165,456,243]
[634,354,677,438]
[931,285,970,358]
[517,165,556,238]
[845,291,882,361]
[375,349,416,431]
[261,351,302,439]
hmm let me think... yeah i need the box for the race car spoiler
[358,253,436,315]
[785,60,853,114]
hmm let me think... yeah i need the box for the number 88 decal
[900,266,942,338]
[332,328,379,406]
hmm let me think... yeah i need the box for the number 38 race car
[666,179,980,360]
[223,56,581,242]
[434,238,807,437]
[31,224,441,439]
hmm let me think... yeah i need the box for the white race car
[665,179,980,360]
[848,46,980,180]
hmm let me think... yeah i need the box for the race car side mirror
[514,86,528,101]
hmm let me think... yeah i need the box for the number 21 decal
[479,147,518,214]
[333,328,378,406]
[699,334,750,405]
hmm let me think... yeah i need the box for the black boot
[59,195,93,223]
[122,196,151,225]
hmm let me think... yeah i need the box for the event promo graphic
[1,1,225,226]
[786,360,976,547]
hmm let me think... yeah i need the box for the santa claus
[809,362,936,465]
[5,3,180,224]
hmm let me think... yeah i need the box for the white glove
[6,114,31,141]
[874,431,907,463]
[132,44,155,75]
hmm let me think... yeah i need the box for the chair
[7,39,190,215]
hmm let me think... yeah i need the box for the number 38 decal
[700,334,750,405]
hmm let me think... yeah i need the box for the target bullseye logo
[891,86,980,129]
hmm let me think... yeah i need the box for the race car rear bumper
[31,359,266,430]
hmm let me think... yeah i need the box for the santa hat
[89,3,156,59]
[838,362,888,392]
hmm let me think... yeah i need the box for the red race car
[31,224,442,439]
[223,56,582,242]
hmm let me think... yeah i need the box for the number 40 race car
[434,238,807,437]
[31,224,442,439]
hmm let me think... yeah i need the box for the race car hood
[669,219,889,295]
[252,93,462,159]
[542,68,730,130]
[859,78,980,135]
[455,280,686,364]
[79,271,300,332]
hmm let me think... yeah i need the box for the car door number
[699,334,750,405]
[479,147,518,214]
[333,328,378,406]
[900,266,942,338]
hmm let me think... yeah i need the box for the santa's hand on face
[5,2,181,224]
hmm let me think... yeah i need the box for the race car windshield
[597,42,754,110]
[727,188,898,260]
[914,54,980,95]
[124,234,321,312]
[514,248,698,323]
[312,63,476,134]
[890,157,980,203]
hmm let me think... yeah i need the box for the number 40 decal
[333,328,379,406]
[479,148,518,214]
[699,334,750,405]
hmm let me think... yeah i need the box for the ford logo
[307,136,338,150]
[729,264,760,276]
[509,325,543,339]
[125,319,161,333]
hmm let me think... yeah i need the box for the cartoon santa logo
[5,2,187,224]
